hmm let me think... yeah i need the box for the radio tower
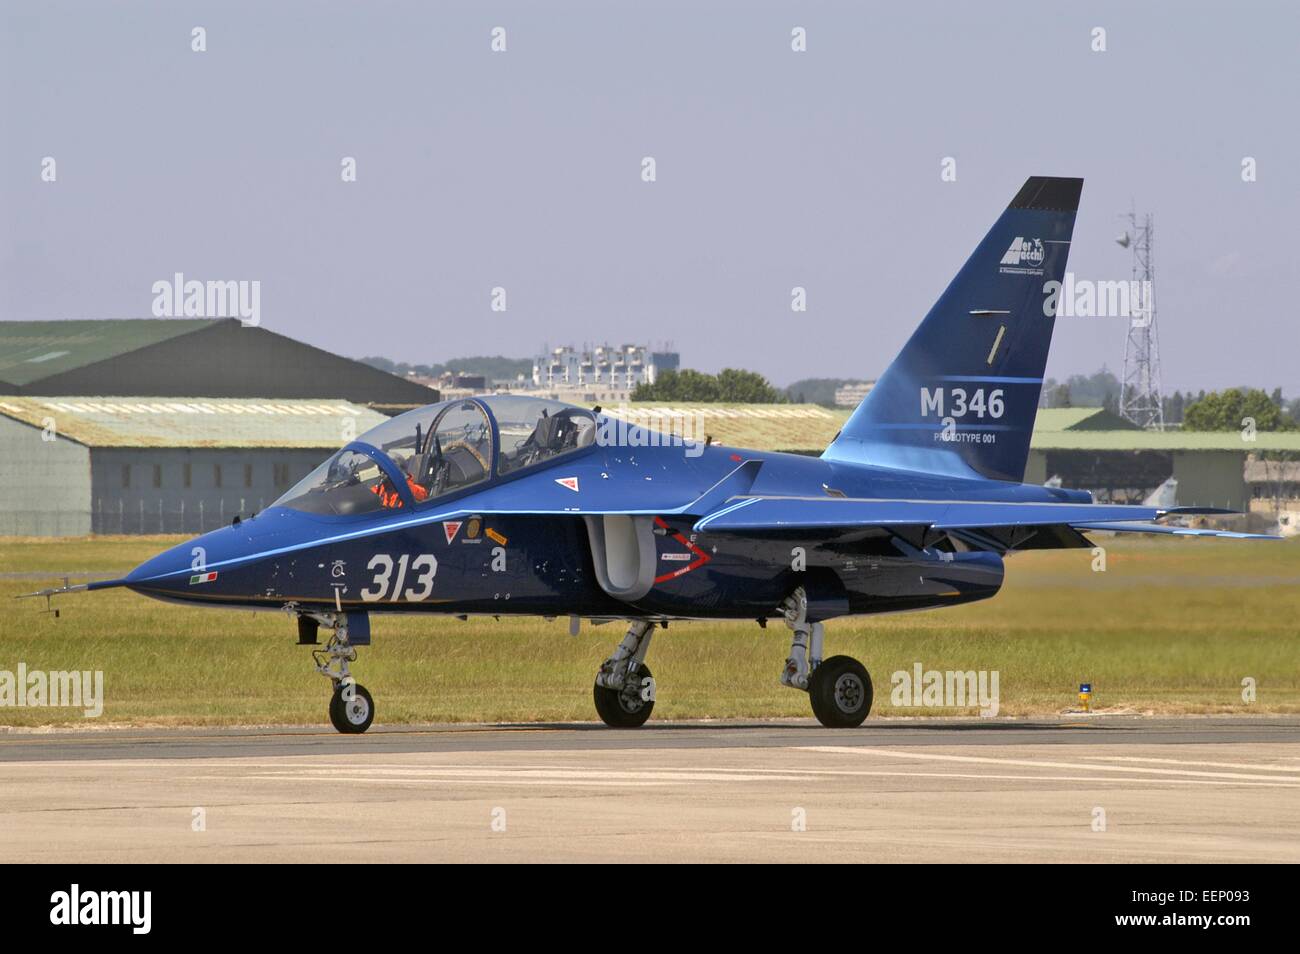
[1116,208,1165,429]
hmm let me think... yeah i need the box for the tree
[1287,397,1300,427]
[633,368,785,403]
[785,377,857,407]
[1165,390,1185,424]
[1183,389,1295,431]
[715,368,786,403]
[1040,367,1120,409]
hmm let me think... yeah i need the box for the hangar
[0,396,389,535]
[3,394,1294,536]
[1023,407,1300,511]
[0,319,436,407]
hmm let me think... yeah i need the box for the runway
[2,716,1299,862]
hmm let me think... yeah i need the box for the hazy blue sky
[4,1,1297,393]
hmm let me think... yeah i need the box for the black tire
[593,663,655,728]
[329,681,375,734]
[808,656,872,728]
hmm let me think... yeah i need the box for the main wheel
[329,681,375,734]
[808,656,872,728]
[593,663,655,728]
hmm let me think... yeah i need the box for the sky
[3,0,1298,394]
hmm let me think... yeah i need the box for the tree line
[1040,367,1298,430]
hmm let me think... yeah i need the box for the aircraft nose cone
[125,509,305,589]
[126,524,242,586]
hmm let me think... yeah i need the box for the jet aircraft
[25,176,1277,732]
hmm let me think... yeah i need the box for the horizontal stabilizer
[693,497,1172,534]
[1072,522,1281,540]
[691,496,1277,547]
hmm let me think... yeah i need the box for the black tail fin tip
[1008,176,1084,212]
[824,176,1083,483]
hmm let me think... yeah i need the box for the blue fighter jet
[26,176,1277,732]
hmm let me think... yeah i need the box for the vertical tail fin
[823,176,1082,482]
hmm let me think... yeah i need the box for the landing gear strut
[593,619,657,727]
[779,587,872,728]
[301,611,375,734]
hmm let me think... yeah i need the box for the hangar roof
[0,319,438,405]
[612,402,1300,454]
[610,403,846,453]
[0,396,388,449]
[1028,428,1300,452]
[1032,407,1138,431]
[0,319,223,388]
[1030,405,1300,451]
[5,393,1290,455]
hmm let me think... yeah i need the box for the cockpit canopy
[274,396,596,516]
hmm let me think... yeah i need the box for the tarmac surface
[2,716,1299,862]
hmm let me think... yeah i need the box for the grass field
[1,534,1297,727]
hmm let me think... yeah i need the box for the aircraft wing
[691,496,1280,546]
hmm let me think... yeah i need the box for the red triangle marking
[555,477,579,492]
[443,520,462,544]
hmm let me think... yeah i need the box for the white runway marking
[217,767,816,783]
[801,746,1300,787]
[1077,755,1300,772]
[154,758,1300,790]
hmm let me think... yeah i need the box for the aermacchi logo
[999,237,1045,273]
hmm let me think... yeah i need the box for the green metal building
[0,396,389,535]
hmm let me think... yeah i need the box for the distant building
[397,371,489,401]
[441,372,487,391]
[0,396,389,535]
[1025,407,1300,515]
[0,319,437,407]
[1246,455,1300,536]
[533,344,679,392]
[834,381,875,407]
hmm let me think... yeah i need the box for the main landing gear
[593,619,658,727]
[780,587,873,728]
[298,611,375,734]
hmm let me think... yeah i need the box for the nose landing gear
[293,608,375,734]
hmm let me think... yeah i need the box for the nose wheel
[329,680,375,734]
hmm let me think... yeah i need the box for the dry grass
[1,534,1297,727]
